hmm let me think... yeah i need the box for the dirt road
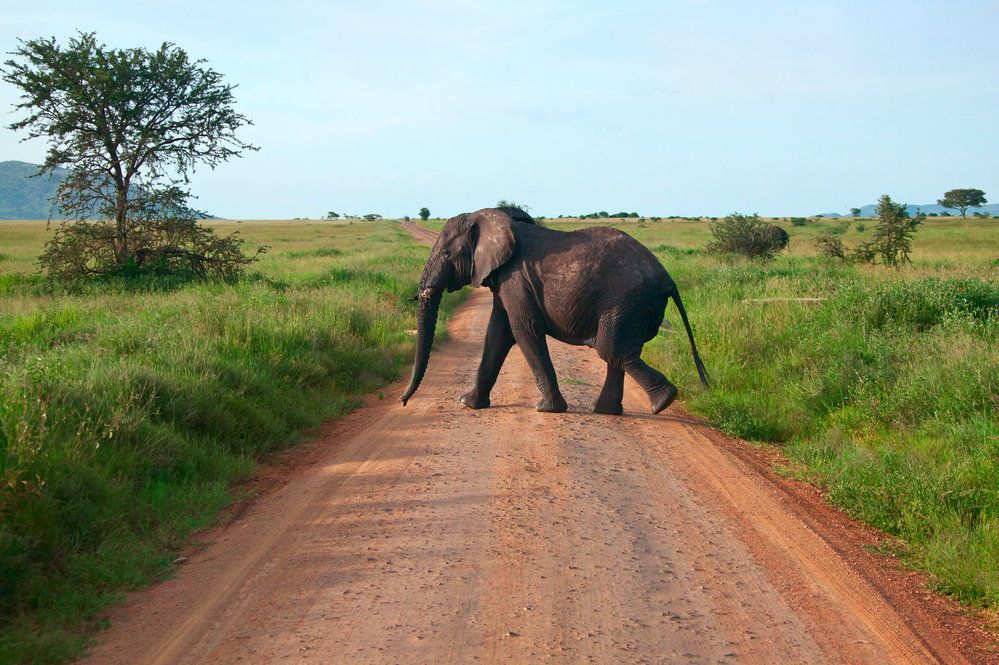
[80,222,993,664]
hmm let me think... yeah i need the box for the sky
[1,0,997,219]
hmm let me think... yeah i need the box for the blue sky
[1,1,996,218]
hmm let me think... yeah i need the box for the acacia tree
[854,194,924,267]
[419,207,430,221]
[2,32,261,278]
[937,188,987,219]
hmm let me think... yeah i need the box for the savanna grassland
[0,214,996,663]
[0,220,464,663]
[548,215,998,612]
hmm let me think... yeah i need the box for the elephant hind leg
[594,312,677,415]
[593,363,624,415]
[619,355,677,415]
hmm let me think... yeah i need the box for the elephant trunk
[401,286,443,406]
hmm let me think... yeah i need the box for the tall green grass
[614,227,998,609]
[0,221,459,664]
[540,217,998,607]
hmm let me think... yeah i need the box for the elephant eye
[442,249,451,259]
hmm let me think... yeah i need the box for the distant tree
[850,207,862,217]
[2,32,260,279]
[496,199,531,214]
[854,194,924,267]
[363,213,382,221]
[419,207,430,221]
[326,211,340,220]
[937,188,987,219]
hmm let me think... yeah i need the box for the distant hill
[816,202,998,218]
[1,160,219,220]
[0,160,69,220]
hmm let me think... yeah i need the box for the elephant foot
[592,400,623,416]
[649,383,678,414]
[459,391,490,409]
[537,394,568,413]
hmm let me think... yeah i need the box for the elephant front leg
[460,297,515,409]
[510,321,568,413]
[593,363,624,415]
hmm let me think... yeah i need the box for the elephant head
[400,208,527,406]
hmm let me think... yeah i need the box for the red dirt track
[79,221,996,664]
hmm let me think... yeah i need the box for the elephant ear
[471,211,517,287]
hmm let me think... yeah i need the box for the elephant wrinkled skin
[401,207,709,415]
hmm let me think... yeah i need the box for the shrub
[815,234,847,260]
[40,217,265,281]
[853,194,924,267]
[790,217,808,227]
[706,213,790,260]
[855,222,866,232]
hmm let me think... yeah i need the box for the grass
[1,214,996,661]
[0,219,463,664]
[539,215,998,609]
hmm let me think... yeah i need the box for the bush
[855,222,866,232]
[40,217,265,281]
[790,217,808,227]
[854,194,924,267]
[706,213,790,260]
[815,234,847,260]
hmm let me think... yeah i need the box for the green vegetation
[547,215,998,609]
[2,213,996,661]
[706,213,789,260]
[938,188,988,219]
[0,220,461,663]
[3,33,257,279]
[853,195,924,267]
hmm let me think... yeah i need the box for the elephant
[400,207,709,415]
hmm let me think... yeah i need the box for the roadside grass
[1,214,996,661]
[0,220,460,664]
[543,217,998,609]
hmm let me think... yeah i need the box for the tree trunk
[115,185,129,265]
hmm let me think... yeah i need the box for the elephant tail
[668,283,710,389]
